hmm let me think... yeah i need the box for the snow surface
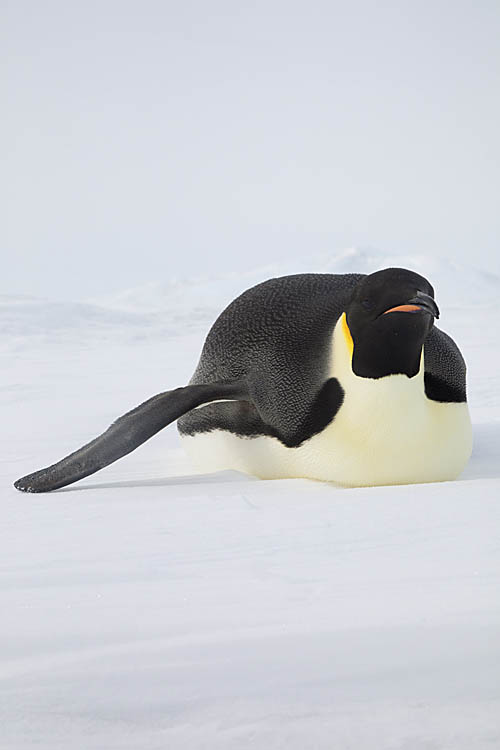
[2,250,500,749]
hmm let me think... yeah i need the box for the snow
[2,250,500,749]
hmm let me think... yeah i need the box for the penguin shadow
[56,470,257,493]
[460,422,500,481]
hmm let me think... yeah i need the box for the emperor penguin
[14,268,472,492]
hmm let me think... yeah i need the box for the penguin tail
[14,380,251,493]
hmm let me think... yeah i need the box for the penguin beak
[383,292,440,319]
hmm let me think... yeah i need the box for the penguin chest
[307,372,472,486]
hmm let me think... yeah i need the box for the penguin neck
[332,313,425,384]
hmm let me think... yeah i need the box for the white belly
[180,392,472,487]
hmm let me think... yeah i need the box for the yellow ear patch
[341,313,354,357]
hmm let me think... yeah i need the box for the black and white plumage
[14,268,472,492]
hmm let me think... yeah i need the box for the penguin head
[346,268,440,379]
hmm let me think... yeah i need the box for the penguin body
[14,268,472,492]
[178,271,471,486]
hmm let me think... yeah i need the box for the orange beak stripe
[383,304,422,315]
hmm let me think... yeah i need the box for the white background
[3,0,500,299]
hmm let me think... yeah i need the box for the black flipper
[14,380,250,493]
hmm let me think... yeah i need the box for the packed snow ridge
[2,248,499,345]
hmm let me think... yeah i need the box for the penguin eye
[361,299,374,311]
